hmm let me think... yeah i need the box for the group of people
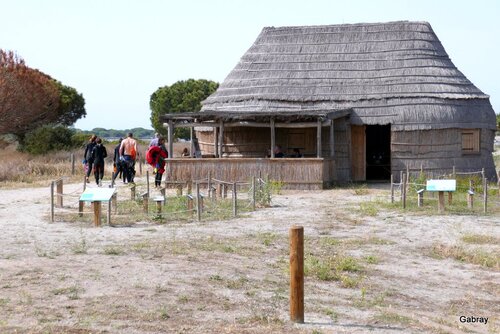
[82,132,138,186]
[266,145,303,158]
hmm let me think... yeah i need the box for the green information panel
[426,179,456,192]
[79,187,116,202]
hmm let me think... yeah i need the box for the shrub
[19,125,81,154]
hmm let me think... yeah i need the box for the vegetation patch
[428,243,499,269]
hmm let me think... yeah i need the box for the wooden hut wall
[165,158,327,190]
[197,130,215,156]
[391,128,497,181]
[322,117,350,181]
[225,127,270,157]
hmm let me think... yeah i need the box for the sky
[1,0,499,130]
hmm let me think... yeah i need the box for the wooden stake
[142,193,149,213]
[289,226,304,323]
[130,184,136,200]
[196,183,201,221]
[146,170,150,196]
[56,179,63,208]
[50,181,54,222]
[390,174,394,203]
[448,192,453,205]
[70,153,75,175]
[438,191,445,213]
[92,201,101,227]
[232,182,237,217]
[402,173,407,209]
[252,176,256,211]
[78,200,84,217]
[483,178,488,214]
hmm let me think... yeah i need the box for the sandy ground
[0,177,498,334]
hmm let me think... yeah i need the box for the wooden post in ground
[107,200,111,225]
[438,191,445,213]
[498,170,500,199]
[56,179,63,208]
[142,192,149,213]
[112,193,117,214]
[160,187,166,206]
[399,170,404,202]
[92,201,101,227]
[146,170,150,196]
[187,194,194,215]
[452,166,456,178]
[196,183,201,221]
[78,200,84,217]
[207,172,212,199]
[50,181,55,222]
[71,153,75,175]
[402,173,407,209]
[289,226,304,323]
[390,174,394,203]
[417,189,424,207]
[467,190,474,209]
[232,182,237,217]
[139,152,143,176]
[252,176,256,211]
[130,184,136,200]
[483,178,488,214]
[83,175,87,191]
[187,181,192,195]
[176,184,183,196]
[223,184,228,199]
[448,192,453,205]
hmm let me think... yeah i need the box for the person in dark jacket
[111,138,125,185]
[83,135,97,183]
[91,138,108,186]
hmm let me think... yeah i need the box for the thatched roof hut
[196,21,496,181]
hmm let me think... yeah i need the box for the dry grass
[428,243,499,269]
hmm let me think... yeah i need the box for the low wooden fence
[164,158,332,190]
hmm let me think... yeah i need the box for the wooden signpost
[79,187,116,227]
[426,179,456,213]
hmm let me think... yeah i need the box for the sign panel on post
[426,179,456,192]
[79,187,116,202]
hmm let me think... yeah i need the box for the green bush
[20,125,81,154]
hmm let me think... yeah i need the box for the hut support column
[270,118,275,158]
[190,127,194,157]
[213,127,218,157]
[218,120,224,158]
[316,118,322,158]
[329,119,335,158]
[167,120,174,159]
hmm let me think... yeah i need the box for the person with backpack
[145,137,168,187]
[111,138,125,185]
[119,132,137,183]
[91,138,108,186]
[83,135,97,183]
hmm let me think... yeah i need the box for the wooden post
[448,192,453,205]
[232,182,237,217]
[467,190,474,209]
[167,120,174,160]
[160,187,166,205]
[142,192,149,213]
[438,191,445,213]
[78,201,84,217]
[223,183,228,199]
[187,194,194,215]
[130,184,136,200]
[213,127,219,158]
[216,183,222,199]
[452,166,456,178]
[329,119,335,158]
[390,174,394,203]
[483,178,488,214]
[270,118,275,158]
[187,181,192,195]
[112,193,117,214]
[156,200,162,216]
[70,153,75,175]
[196,183,201,221]
[316,118,322,158]
[83,175,87,191]
[50,181,55,222]
[498,170,500,199]
[417,189,424,207]
[146,170,150,195]
[252,176,256,211]
[139,152,143,176]
[176,184,183,196]
[56,179,63,208]
[218,120,224,158]
[107,200,111,225]
[92,201,101,227]
[402,173,407,209]
[207,172,212,199]
[190,127,194,157]
[399,170,404,202]
[289,226,304,323]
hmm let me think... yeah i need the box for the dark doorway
[366,125,391,180]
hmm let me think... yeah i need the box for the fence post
[402,173,407,209]
[70,153,75,175]
[107,200,111,225]
[438,191,445,213]
[142,192,149,213]
[289,226,304,323]
[390,174,394,203]
[176,184,183,196]
[187,181,192,195]
[130,184,136,200]
[50,181,55,222]
[196,183,201,221]
[160,187,166,205]
[187,194,194,215]
[483,178,488,214]
[207,172,212,199]
[56,179,63,208]
[232,182,237,217]
[252,176,256,211]
[78,200,84,217]
[417,189,424,207]
[452,166,456,178]
[146,170,150,196]
[399,170,404,202]
[467,190,474,210]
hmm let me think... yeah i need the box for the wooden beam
[316,118,322,158]
[218,120,224,158]
[270,118,275,158]
[167,120,174,159]
[329,119,335,158]
[213,127,218,157]
[171,121,335,128]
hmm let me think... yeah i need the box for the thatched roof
[202,21,496,130]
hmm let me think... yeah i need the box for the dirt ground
[0,177,498,334]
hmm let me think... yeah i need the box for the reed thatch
[201,21,496,131]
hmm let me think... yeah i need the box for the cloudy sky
[1,0,499,130]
